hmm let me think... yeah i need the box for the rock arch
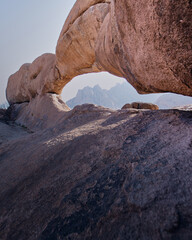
[6,0,192,104]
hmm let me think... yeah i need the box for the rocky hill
[0,95,192,240]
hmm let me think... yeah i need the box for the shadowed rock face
[0,98,192,239]
[6,0,192,104]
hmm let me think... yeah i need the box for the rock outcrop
[56,1,110,82]
[6,54,57,104]
[9,94,70,131]
[0,98,192,239]
[96,0,192,95]
[122,102,159,110]
[6,1,111,104]
[6,0,192,104]
[2,2,192,238]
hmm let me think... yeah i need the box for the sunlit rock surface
[6,0,192,104]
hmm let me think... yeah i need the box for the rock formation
[97,0,192,95]
[122,102,159,110]
[1,1,192,239]
[6,0,192,104]
[6,54,57,104]
[9,94,70,131]
[6,0,111,104]
[0,100,192,239]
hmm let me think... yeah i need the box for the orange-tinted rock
[6,1,110,104]
[121,103,132,110]
[132,102,159,110]
[6,0,192,104]
[122,102,159,110]
[55,2,110,85]
[6,54,57,104]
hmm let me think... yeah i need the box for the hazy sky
[0,0,124,104]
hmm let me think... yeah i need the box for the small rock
[122,102,159,110]
[121,103,132,109]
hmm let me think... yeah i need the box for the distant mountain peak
[66,83,192,110]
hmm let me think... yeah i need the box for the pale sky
[0,0,124,104]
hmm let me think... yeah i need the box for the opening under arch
[61,72,168,109]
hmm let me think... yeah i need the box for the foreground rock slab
[0,100,192,240]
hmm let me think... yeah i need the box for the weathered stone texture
[0,100,192,239]
[6,0,192,104]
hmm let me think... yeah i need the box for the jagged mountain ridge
[67,85,118,109]
[66,83,161,109]
[66,83,192,109]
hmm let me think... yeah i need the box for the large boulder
[96,0,192,95]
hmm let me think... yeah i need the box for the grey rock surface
[0,99,192,240]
